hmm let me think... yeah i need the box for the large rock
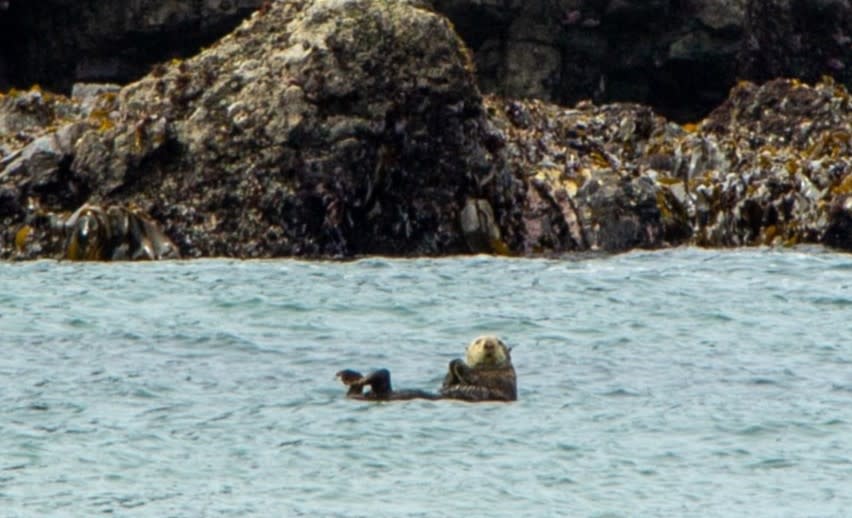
[481,76,852,254]
[31,0,506,259]
[0,87,90,225]
[680,77,852,248]
[487,97,692,254]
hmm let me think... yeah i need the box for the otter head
[465,335,511,368]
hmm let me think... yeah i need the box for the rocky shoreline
[2,0,851,260]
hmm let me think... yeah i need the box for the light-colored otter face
[465,335,510,367]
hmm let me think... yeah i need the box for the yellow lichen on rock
[14,226,32,251]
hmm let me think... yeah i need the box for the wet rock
[8,0,506,260]
[654,78,852,249]
[3,2,852,260]
[487,96,692,253]
[824,196,852,250]
[460,198,506,254]
[71,83,121,117]
[61,203,179,260]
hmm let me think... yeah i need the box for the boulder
[62,0,507,259]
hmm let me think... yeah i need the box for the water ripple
[1,248,852,516]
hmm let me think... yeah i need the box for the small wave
[748,377,781,386]
[601,388,642,397]
[727,423,785,437]
[810,296,852,307]
[748,458,796,470]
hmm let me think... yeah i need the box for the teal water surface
[1,248,851,517]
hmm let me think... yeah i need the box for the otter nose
[484,342,494,351]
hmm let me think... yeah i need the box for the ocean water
[1,248,851,517]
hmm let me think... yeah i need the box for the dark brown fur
[440,357,517,402]
[336,369,439,401]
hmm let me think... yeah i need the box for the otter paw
[336,369,364,385]
[447,358,472,385]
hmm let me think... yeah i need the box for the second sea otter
[336,335,517,402]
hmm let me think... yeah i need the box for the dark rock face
[0,0,263,93]
[432,0,851,122]
[2,0,850,123]
[742,0,852,88]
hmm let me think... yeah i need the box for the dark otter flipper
[337,368,439,401]
[361,368,393,397]
[336,369,367,396]
[337,368,395,399]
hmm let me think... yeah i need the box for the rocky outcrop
[2,0,510,260]
[487,97,692,253]
[2,0,852,260]
[491,77,852,253]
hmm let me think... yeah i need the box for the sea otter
[336,335,517,402]
[440,335,517,401]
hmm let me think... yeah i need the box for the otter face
[465,335,510,367]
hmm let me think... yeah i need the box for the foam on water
[1,248,851,516]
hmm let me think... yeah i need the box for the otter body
[337,336,517,403]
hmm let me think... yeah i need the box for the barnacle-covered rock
[64,0,506,258]
[486,96,692,253]
[666,78,852,249]
[3,2,852,260]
